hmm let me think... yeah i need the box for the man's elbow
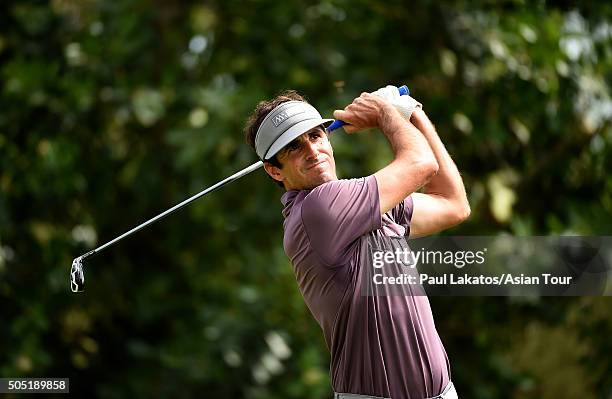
[418,158,439,182]
[454,201,471,224]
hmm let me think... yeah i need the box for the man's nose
[303,140,319,159]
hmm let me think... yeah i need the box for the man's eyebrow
[282,138,301,150]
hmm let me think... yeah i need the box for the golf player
[244,86,469,399]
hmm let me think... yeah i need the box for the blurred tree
[0,0,610,398]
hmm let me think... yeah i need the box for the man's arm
[333,93,439,214]
[408,109,470,238]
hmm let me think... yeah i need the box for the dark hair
[244,90,307,187]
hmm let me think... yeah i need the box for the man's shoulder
[283,176,377,227]
[282,178,366,212]
[306,176,372,201]
[301,176,376,219]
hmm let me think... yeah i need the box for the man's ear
[263,162,284,183]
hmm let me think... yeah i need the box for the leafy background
[0,1,610,398]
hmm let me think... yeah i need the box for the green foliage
[1,1,610,398]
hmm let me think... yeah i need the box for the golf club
[70,85,410,292]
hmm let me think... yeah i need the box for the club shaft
[83,161,263,259]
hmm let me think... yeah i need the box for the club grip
[327,85,410,132]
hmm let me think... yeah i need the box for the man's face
[265,126,338,190]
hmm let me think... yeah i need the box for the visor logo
[272,107,306,127]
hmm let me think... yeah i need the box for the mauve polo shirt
[281,175,450,399]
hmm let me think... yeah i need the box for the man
[244,86,470,399]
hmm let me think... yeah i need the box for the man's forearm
[380,105,434,162]
[375,104,439,214]
[411,110,469,208]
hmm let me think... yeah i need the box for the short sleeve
[391,195,414,237]
[301,176,382,266]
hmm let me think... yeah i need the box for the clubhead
[70,256,85,292]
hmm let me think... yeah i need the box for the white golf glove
[371,85,422,120]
